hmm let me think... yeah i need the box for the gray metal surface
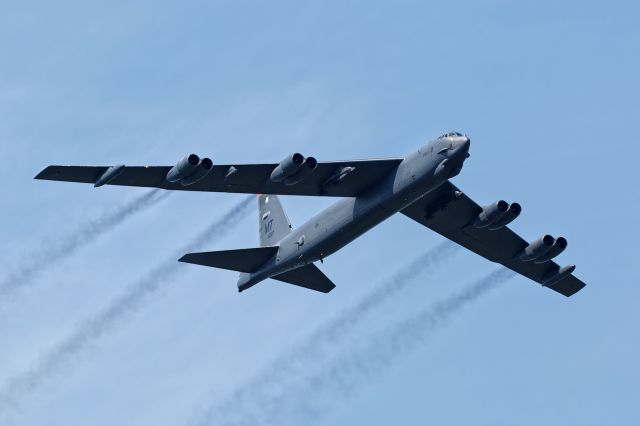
[271,264,335,293]
[401,181,585,296]
[179,247,278,273]
[35,158,404,197]
[35,133,586,297]
[258,194,292,247]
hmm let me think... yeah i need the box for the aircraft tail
[179,247,336,293]
[181,196,335,293]
[271,264,336,293]
[179,247,279,272]
[259,194,292,246]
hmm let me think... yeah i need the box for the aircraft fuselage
[237,135,471,291]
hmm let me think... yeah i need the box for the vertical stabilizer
[258,194,292,246]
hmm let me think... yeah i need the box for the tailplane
[259,194,292,246]
[179,247,278,273]
[272,264,336,293]
[181,196,335,294]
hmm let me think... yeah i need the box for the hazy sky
[1,1,639,425]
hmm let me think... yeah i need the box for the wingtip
[322,284,337,294]
[34,166,54,180]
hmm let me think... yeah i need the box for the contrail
[193,240,461,426]
[0,196,253,412]
[0,189,170,301]
[216,268,515,426]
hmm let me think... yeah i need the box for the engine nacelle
[270,153,305,183]
[180,157,213,186]
[519,234,555,262]
[473,200,509,228]
[487,202,521,230]
[284,156,318,186]
[534,237,567,263]
[166,154,201,183]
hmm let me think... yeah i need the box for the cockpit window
[438,131,464,139]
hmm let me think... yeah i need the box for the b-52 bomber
[36,133,585,296]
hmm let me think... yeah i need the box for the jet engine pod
[534,237,567,263]
[166,154,200,183]
[519,234,555,262]
[473,200,509,228]
[487,202,522,230]
[284,156,318,186]
[270,153,305,183]
[180,157,213,186]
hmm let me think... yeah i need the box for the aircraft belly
[304,188,431,262]
[272,169,446,275]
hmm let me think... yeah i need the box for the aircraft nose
[461,136,470,150]
[451,137,470,159]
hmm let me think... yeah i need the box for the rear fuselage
[237,135,470,291]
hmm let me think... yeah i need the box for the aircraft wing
[401,181,586,297]
[34,158,403,197]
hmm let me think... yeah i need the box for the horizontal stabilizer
[271,264,336,293]
[179,247,278,273]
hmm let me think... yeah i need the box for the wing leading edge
[401,181,585,297]
[35,158,403,197]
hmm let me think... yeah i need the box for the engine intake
[180,157,213,186]
[284,156,318,186]
[270,153,305,183]
[534,237,567,263]
[473,200,509,228]
[166,154,201,183]
[487,202,521,230]
[519,234,555,262]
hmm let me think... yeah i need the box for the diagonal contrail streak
[223,268,515,426]
[0,196,253,413]
[0,189,170,301]
[193,240,461,426]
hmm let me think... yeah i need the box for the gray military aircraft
[35,132,585,296]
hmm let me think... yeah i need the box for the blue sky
[1,1,639,425]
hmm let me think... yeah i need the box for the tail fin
[259,194,292,246]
